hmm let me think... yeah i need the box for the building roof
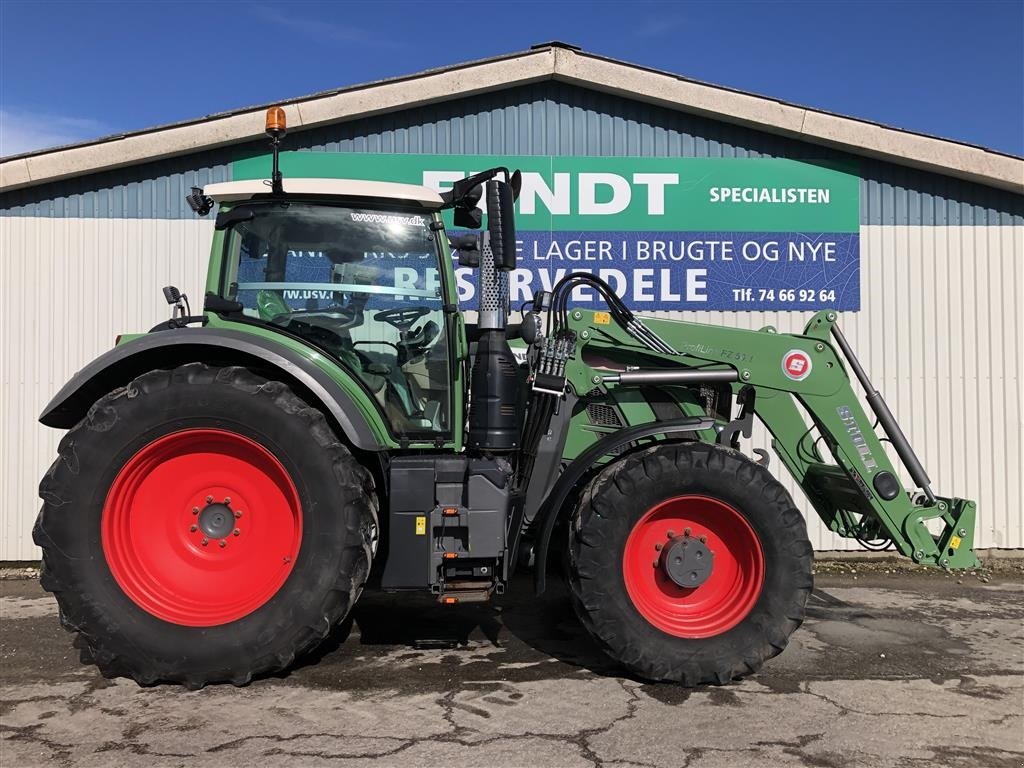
[2,42,1021,194]
[205,178,443,208]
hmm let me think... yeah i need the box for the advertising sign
[233,153,860,311]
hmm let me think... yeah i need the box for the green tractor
[36,108,977,688]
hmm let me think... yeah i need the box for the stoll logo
[781,349,812,381]
[836,405,879,473]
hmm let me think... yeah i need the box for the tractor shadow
[283,573,628,681]
[495,577,628,677]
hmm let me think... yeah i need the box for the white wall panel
[0,217,213,561]
[1,218,1021,559]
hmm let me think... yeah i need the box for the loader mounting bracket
[717,384,755,449]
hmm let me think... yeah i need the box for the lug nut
[190,525,197,532]
[654,542,663,551]
[219,540,226,548]
[652,560,659,568]
[192,507,199,515]
[234,510,243,519]
[206,495,214,504]
[667,530,676,539]
[201,538,208,546]
[224,497,231,505]
[684,527,692,537]
[699,535,708,544]
[233,528,240,536]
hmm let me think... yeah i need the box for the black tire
[567,441,812,685]
[34,363,378,688]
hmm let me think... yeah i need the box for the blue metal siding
[2,81,1022,224]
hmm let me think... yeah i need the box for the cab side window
[225,204,451,438]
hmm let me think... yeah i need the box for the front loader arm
[559,309,978,569]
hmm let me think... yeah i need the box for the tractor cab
[203,179,457,438]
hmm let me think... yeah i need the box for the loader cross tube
[558,309,979,570]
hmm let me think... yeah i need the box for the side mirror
[445,178,484,229]
[453,201,483,229]
[448,234,479,251]
[486,179,516,271]
[449,234,480,268]
[509,169,522,201]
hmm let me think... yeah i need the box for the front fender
[39,327,384,451]
[531,416,714,595]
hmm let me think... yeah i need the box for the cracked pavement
[1,571,1022,767]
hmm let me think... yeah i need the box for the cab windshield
[221,202,451,438]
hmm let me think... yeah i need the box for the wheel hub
[622,495,765,638]
[661,535,714,588]
[198,502,234,539]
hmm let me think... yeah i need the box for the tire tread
[34,363,377,688]
[567,441,813,685]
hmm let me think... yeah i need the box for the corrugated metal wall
[0,218,213,560]
[2,80,1022,560]
[4,83,1022,225]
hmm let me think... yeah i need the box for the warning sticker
[415,516,427,536]
[594,311,611,325]
[782,349,813,381]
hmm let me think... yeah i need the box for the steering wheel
[405,320,440,348]
[373,307,430,332]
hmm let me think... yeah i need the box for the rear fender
[39,327,384,451]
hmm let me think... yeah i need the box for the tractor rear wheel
[34,363,377,688]
[567,442,812,684]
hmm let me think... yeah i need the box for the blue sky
[1,0,1022,157]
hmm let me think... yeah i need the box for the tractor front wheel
[567,442,812,684]
[34,363,377,688]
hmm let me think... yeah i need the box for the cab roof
[203,178,444,208]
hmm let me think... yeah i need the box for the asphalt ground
[1,565,1022,768]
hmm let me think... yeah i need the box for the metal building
[2,42,1022,561]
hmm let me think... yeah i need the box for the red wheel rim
[622,495,764,638]
[101,429,302,627]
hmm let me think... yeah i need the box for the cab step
[437,580,494,604]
